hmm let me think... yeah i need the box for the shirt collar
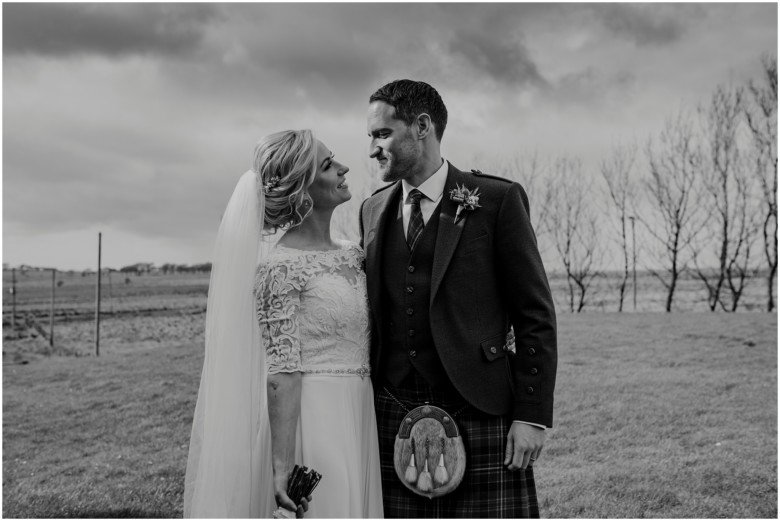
[402,158,448,203]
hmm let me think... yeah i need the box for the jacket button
[530,368,538,375]
[527,387,534,394]
[408,329,415,337]
[528,347,536,355]
[406,286,414,294]
[489,346,497,354]
[406,308,414,316]
[408,266,415,273]
[409,350,417,358]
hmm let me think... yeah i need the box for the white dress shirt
[401,158,449,238]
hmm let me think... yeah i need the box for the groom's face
[367,101,419,183]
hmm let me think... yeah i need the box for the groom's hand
[504,422,546,471]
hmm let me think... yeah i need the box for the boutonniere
[449,184,482,224]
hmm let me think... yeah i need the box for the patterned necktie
[406,189,425,251]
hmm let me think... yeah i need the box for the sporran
[391,399,467,499]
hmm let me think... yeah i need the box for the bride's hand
[273,474,295,511]
[274,474,311,518]
[296,496,311,518]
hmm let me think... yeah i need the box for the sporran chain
[382,387,469,418]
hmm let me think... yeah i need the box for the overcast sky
[3,2,777,271]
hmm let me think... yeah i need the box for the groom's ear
[414,113,434,140]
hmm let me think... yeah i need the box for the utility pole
[630,216,637,310]
[95,232,102,357]
[49,268,56,349]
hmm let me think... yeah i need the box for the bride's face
[307,140,352,210]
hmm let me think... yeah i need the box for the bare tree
[543,157,603,312]
[744,54,778,312]
[642,109,707,312]
[600,142,638,311]
[693,83,757,311]
[480,151,552,237]
[724,167,759,311]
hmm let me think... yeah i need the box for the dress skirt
[295,374,384,518]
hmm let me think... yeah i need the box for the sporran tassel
[434,438,449,486]
[416,459,433,492]
[405,438,418,483]
[416,438,433,492]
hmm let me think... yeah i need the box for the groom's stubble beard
[380,129,421,184]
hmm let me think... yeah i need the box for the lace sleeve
[255,261,305,374]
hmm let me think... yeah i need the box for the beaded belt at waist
[302,365,370,378]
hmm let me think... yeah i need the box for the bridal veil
[183,170,275,517]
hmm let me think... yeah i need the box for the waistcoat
[380,192,450,389]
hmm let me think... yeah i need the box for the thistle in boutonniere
[449,184,482,224]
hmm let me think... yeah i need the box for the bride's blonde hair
[253,129,317,232]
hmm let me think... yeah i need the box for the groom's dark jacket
[359,163,557,427]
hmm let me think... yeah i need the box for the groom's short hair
[369,79,448,142]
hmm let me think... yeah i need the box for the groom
[359,79,557,518]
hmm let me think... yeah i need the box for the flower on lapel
[449,184,482,224]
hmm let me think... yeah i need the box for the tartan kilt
[374,375,540,518]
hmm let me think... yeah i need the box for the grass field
[3,302,776,518]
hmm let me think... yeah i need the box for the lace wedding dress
[255,240,384,518]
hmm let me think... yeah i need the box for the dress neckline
[274,240,352,254]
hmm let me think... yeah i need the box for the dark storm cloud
[430,3,550,89]
[145,3,391,113]
[262,39,379,87]
[3,3,219,57]
[596,4,696,46]
[551,67,636,107]
[250,5,383,97]
[448,30,549,88]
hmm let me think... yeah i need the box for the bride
[183,130,384,518]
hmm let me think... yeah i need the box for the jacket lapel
[365,182,402,323]
[431,164,469,304]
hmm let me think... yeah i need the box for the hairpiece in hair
[263,175,281,194]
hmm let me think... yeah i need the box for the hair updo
[253,129,317,232]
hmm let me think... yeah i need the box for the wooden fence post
[95,232,102,357]
[50,268,55,349]
[630,216,637,311]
